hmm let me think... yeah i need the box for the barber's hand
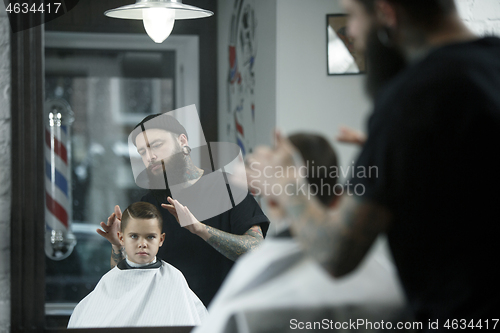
[336,125,366,146]
[246,130,305,204]
[162,197,206,235]
[96,205,122,247]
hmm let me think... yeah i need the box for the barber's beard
[146,149,188,190]
[364,26,407,100]
[147,151,189,205]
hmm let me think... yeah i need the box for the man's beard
[145,149,188,190]
[364,26,407,100]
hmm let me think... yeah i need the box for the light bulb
[142,8,175,43]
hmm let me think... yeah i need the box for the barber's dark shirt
[350,37,500,329]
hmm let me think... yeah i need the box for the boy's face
[118,217,165,264]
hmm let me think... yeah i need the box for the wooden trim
[10,20,46,332]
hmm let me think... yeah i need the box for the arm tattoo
[331,198,392,276]
[287,189,392,277]
[111,247,125,267]
[205,225,264,261]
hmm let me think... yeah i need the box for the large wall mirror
[43,32,201,329]
[10,2,217,331]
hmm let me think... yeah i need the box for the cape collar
[117,258,162,270]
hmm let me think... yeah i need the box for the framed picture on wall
[327,14,366,75]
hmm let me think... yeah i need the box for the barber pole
[45,99,77,260]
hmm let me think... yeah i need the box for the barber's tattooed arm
[205,225,264,261]
[287,193,392,277]
[110,245,125,268]
[162,197,264,261]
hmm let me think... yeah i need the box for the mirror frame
[326,13,366,76]
[10,16,46,332]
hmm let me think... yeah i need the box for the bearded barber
[98,113,269,306]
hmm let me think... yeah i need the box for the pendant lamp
[105,0,213,43]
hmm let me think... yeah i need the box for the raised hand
[96,205,122,247]
[161,197,179,223]
[336,125,366,146]
[162,197,205,236]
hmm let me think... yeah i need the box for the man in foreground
[247,0,500,330]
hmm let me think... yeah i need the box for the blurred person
[193,133,406,333]
[98,113,270,306]
[247,0,500,330]
[68,202,207,328]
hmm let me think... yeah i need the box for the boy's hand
[96,205,122,247]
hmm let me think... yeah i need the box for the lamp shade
[104,0,214,20]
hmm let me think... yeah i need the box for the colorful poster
[227,0,257,156]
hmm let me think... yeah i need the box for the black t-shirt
[350,37,500,327]
[141,171,269,306]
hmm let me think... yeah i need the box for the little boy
[68,202,208,328]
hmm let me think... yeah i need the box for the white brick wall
[0,1,10,332]
[456,0,500,36]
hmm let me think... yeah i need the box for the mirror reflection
[44,33,181,327]
[43,32,270,329]
[327,14,366,75]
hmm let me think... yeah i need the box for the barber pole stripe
[236,137,246,156]
[45,176,69,208]
[45,185,69,229]
[45,160,69,197]
[45,208,68,238]
[45,128,68,165]
[235,113,244,136]
[45,124,70,231]
[46,192,69,228]
[44,149,69,183]
[234,113,246,156]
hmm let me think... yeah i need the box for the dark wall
[45,0,218,142]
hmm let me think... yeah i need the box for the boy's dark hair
[288,133,339,207]
[356,0,456,30]
[121,202,163,232]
